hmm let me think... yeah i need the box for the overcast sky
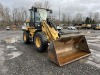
[0,0,100,18]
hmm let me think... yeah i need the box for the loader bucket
[48,35,91,66]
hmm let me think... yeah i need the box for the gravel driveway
[0,30,100,75]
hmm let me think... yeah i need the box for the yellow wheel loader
[23,6,91,66]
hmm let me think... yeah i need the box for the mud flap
[48,35,91,66]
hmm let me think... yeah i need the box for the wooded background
[0,1,99,29]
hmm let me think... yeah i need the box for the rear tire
[34,32,48,52]
[23,31,30,44]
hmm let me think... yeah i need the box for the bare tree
[66,13,71,26]
[34,1,43,8]
[33,1,50,9]
[0,3,5,29]
[12,7,28,26]
[0,2,29,30]
[12,8,18,24]
[62,13,67,25]
[75,13,82,24]
[89,12,93,19]
[0,3,5,21]
[0,3,12,28]
[4,7,11,25]
[23,9,28,20]
[93,12,99,23]
[44,1,50,9]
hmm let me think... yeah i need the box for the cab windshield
[38,9,48,20]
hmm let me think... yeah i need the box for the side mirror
[47,9,52,14]
[31,6,37,12]
[50,10,52,14]
[34,7,37,12]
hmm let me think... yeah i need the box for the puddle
[86,60,100,68]
[90,49,100,56]
[16,36,21,39]
[0,45,8,74]
[87,31,91,33]
[81,31,91,34]
[89,36,100,39]
[88,43,100,47]
[87,39,100,43]
[86,49,100,68]
[95,54,100,57]
[4,38,17,43]
[4,37,21,43]
[7,51,22,59]
[6,45,22,59]
[6,45,17,50]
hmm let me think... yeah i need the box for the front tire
[23,31,30,44]
[34,32,48,52]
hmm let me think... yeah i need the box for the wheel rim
[24,34,26,41]
[35,37,41,48]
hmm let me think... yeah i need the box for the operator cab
[29,6,52,30]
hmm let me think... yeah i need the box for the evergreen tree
[85,17,92,24]
[91,19,95,24]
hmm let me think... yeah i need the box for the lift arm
[42,21,59,42]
